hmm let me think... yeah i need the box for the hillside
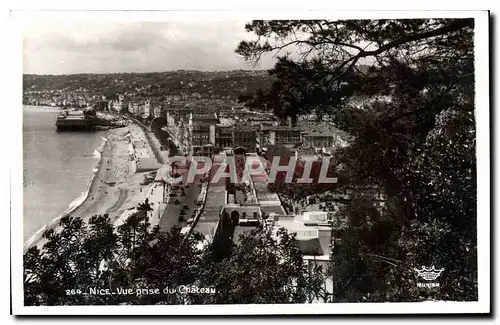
[23,70,275,101]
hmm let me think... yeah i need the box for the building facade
[144,100,151,118]
[268,126,302,146]
[216,125,233,149]
[233,127,257,152]
[190,113,218,156]
[302,132,335,148]
[110,94,125,113]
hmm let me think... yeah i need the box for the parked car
[174,199,180,205]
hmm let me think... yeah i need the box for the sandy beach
[25,121,162,251]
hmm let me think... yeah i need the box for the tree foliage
[237,19,477,301]
[194,227,314,304]
[24,207,318,305]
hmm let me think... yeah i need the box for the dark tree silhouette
[24,206,322,305]
[236,19,476,301]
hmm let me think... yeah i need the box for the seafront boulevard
[126,116,202,234]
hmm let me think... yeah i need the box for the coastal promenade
[112,116,193,234]
[127,117,171,230]
[158,174,201,233]
[128,116,169,164]
[111,119,167,229]
[25,119,165,251]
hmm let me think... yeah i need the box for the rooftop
[199,206,221,223]
[218,117,234,126]
[302,131,335,137]
[261,205,288,216]
[192,113,218,121]
[296,147,318,156]
[272,216,332,257]
[262,126,303,131]
[222,204,261,218]
[234,126,258,132]
[193,220,219,240]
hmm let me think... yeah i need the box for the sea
[23,105,107,245]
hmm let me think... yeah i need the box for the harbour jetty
[55,108,127,131]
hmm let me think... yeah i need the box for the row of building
[107,95,166,119]
[106,94,242,121]
[162,109,349,157]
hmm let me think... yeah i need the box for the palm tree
[124,212,141,250]
[116,211,145,270]
[137,198,153,238]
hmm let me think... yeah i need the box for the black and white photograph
[10,9,490,315]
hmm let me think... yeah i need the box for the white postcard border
[9,9,490,315]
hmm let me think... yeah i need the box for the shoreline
[24,121,159,253]
[24,114,170,254]
[23,130,114,252]
[23,135,109,251]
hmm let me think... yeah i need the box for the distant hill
[23,70,275,100]
[22,65,376,103]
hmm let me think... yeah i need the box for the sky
[22,21,277,74]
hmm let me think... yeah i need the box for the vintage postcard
[10,9,490,315]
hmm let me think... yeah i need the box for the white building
[267,213,334,302]
[111,94,125,113]
[144,100,151,118]
[153,105,166,118]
